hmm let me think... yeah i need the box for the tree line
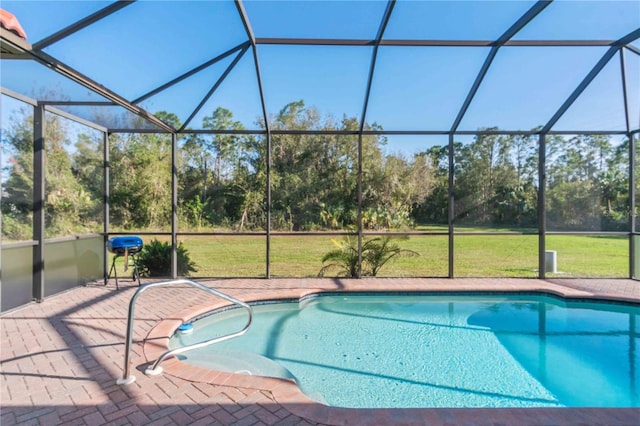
[1,99,631,241]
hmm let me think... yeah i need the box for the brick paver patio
[1,277,639,425]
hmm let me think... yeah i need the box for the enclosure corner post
[629,132,636,279]
[357,133,364,278]
[265,129,272,279]
[103,131,110,283]
[171,132,178,279]
[32,102,46,302]
[448,132,455,278]
[538,133,547,280]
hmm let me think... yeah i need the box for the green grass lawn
[110,232,630,278]
[545,234,628,278]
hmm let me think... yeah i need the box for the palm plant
[318,235,360,277]
[318,235,418,277]
[363,236,418,276]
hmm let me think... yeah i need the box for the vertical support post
[357,133,364,278]
[630,132,636,279]
[233,2,271,278]
[171,133,178,279]
[103,131,110,282]
[448,133,455,278]
[265,130,271,278]
[622,49,635,278]
[354,1,395,279]
[538,133,547,279]
[33,103,46,302]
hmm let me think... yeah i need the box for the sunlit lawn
[545,234,628,278]
[109,231,629,278]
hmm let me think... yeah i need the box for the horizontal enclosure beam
[104,128,633,136]
[255,38,618,47]
[105,230,630,237]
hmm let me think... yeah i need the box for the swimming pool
[170,293,639,409]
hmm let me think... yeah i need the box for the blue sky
[1,0,639,152]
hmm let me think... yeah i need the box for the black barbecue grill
[106,236,143,289]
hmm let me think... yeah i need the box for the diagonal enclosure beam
[234,0,268,130]
[620,49,631,134]
[235,0,256,44]
[0,27,32,58]
[450,0,552,132]
[179,45,250,131]
[494,0,552,45]
[33,1,136,50]
[613,30,640,48]
[358,0,396,133]
[26,0,176,133]
[626,45,640,56]
[133,41,251,104]
[24,49,176,133]
[542,28,640,133]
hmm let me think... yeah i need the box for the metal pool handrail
[117,279,253,385]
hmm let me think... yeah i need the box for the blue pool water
[170,294,639,408]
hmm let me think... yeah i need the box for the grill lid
[107,236,143,254]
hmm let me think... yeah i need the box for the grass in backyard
[179,235,266,277]
[545,234,628,278]
[108,232,629,278]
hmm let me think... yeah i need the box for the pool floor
[173,294,639,409]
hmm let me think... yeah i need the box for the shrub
[137,239,198,277]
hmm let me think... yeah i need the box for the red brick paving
[1,277,639,425]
